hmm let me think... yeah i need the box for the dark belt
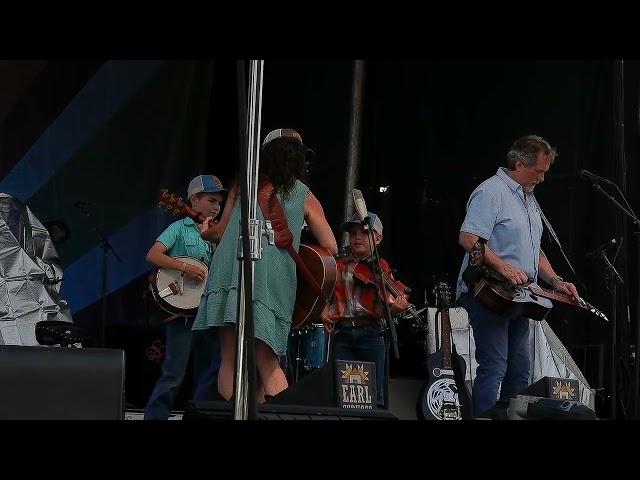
[335,318,378,329]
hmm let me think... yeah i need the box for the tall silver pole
[342,60,366,246]
[234,59,264,420]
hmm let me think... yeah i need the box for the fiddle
[352,258,422,321]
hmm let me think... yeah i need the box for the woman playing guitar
[194,128,337,403]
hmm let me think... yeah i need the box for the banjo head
[151,256,208,316]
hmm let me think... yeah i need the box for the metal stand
[597,250,624,419]
[233,59,264,420]
[76,203,122,347]
[586,180,639,419]
[362,218,399,411]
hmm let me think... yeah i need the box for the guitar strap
[461,239,486,290]
[163,313,182,323]
[257,182,323,297]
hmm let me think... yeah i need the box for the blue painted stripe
[60,206,176,314]
[0,60,166,203]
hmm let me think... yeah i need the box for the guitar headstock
[158,189,189,217]
[434,282,453,309]
[157,189,207,224]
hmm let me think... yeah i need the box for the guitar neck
[439,308,453,369]
[183,208,207,224]
[158,189,208,224]
[527,284,587,309]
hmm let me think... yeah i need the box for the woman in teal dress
[194,129,337,401]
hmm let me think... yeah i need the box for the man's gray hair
[505,134,557,170]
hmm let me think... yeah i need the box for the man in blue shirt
[144,174,226,420]
[456,135,579,417]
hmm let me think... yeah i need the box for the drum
[287,323,330,382]
[301,323,329,370]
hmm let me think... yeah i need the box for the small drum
[301,323,329,370]
[287,323,330,382]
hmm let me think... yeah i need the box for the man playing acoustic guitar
[144,174,226,420]
[455,135,580,418]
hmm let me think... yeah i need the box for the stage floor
[124,409,183,420]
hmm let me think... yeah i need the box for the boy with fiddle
[321,212,409,408]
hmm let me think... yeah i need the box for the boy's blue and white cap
[340,212,383,236]
[187,175,226,199]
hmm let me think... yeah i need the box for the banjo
[150,190,211,317]
[149,255,208,317]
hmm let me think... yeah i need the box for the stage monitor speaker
[0,345,125,420]
[183,400,398,420]
[268,361,337,407]
[524,376,580,402]
[522,397,597,420]
[483,395,598,420]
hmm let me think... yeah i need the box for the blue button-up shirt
[456,167,543,298]
[156,217,215,265]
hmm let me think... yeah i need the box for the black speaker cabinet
[0,345,125,420]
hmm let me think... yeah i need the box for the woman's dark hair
[259,137,307,200]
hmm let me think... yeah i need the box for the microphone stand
[76,203,123,348]
[598,249,623,420]
[361,216,399,411]
[587,181,640,419]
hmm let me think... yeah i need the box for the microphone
[352,189,368,222]
[586,237,621,259]
[578,169,615,185]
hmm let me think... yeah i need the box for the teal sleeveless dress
[193,180,308,356]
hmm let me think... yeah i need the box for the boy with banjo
[144,174,226,420]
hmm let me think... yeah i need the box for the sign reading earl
[335,360,377,410]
